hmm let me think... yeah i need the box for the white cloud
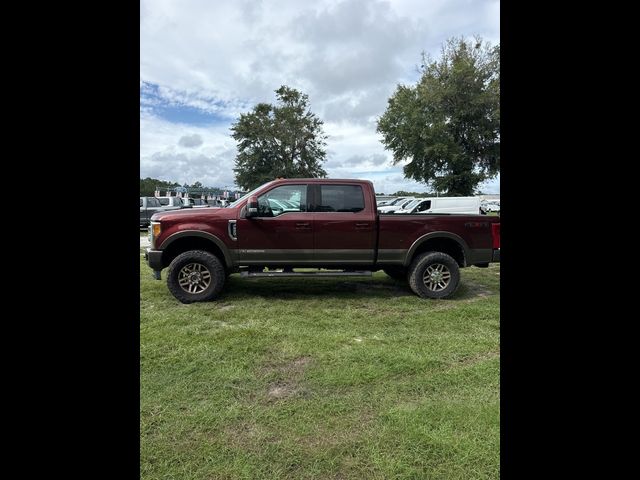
[140,114,238,188]
[178,133,204,148]
[140,0,500,194]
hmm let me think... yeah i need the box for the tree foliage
[377,37,500,196]
[139,178,224,196]
[391,190,437,198]
[231,86,327,190]
[139,177,180,196]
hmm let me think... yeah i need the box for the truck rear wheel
[167,250,226,303]
[408,251,460,299]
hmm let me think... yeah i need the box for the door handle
[295,222,311,230]
[355,223,370,230]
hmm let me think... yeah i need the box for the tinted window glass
[415,200,431,212]
[318,185,364,212]
[148,198,161,207]
[257,185,307,217]
[158,198,169,205]
[140,199,143,207]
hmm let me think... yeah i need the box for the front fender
[158,229,233,267]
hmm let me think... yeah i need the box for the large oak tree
[377,37,500,196]
[231,86,327,190]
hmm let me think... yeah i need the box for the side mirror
[246,196,259,218]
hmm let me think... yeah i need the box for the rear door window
[317,185,365,212]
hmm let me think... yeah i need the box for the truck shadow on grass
[221,275,496,302]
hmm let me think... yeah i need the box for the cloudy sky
[140,0,500,194]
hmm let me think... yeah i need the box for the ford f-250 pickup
[145,178,500,303]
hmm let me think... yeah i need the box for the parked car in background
[484,202,500,213]
[158,197,190,208]
[182,198,212,208]
[206,199,228,207]
[140,196,182,227]
[395,197,481,215]
[378,197,415,213]
[376,197,398,207]
[377,196,409,209]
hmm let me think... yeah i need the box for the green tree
[231,85,327,190]
[139,177,179,196]
[377,37,500,196]
[392,190,436,198]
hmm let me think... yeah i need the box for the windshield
[390,197,406,205]
[402,199,421,210]
[227,181,276,208]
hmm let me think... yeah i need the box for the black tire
[166,250,226,303]
[383,266,407,281]
[408,251,460,299]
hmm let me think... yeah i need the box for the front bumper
[492,248,500,262]
[145,248,164,278]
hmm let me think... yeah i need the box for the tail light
[492,223,500,249]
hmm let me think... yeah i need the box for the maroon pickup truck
[145,178,500,303]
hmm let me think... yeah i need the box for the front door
[237,184,313,265]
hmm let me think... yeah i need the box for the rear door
[312,183,376,265]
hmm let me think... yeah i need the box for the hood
[151,207,224,222]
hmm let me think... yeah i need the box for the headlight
[150,221,161,249]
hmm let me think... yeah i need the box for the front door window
[257,185,307,217]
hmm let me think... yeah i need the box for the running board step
[241,270,372,278]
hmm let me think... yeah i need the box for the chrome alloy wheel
[422,263,451,292]
[177,263,212,294]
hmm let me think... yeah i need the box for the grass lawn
[140,254,500,479]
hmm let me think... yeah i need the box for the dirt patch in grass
[428,280,495,311]
[290,356,312,370]
[261,355,312,376]
[259,355,314,401]
[338,281,413,296]
[223,420,264,450]
[449,350,500,370]
[267,382,303,400]
[297,410,376,450]
[458,280,493,299]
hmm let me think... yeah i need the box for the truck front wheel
[166,250,226,303]
[408,252,460,299]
